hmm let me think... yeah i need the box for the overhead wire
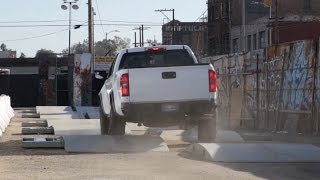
[0,28,68,42]
[0,21,89,43]
[95,0,105,35]
[0,23,162,28]
[194,9,208,22]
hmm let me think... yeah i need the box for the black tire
[99,105,110,135]
[108,105,126,135]
[198,109,217,143]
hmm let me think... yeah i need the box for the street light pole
[61,0,79,55]
[105,30,119,55]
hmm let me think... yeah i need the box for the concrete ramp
[37,106,83,120]
[186,143,320,163]
[47,119,132,135]
[63,135,169,153]
[159,128,245,143]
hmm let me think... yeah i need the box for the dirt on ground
[1,110,320,180]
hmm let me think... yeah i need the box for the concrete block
[21,120,48,127]
[63,135,169,153]
[22,126,54,135]
[22,137,64,149]
[21,113,40,118]
[186,143,320,163]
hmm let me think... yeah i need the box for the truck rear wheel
[198,109,217,143]
[108,106,126,135]
[99,106,110,135]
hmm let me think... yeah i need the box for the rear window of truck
[119,49,195,69]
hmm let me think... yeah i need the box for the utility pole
[142,24,144,47]
[155,9,175,44]
[134,32,137,47]
[139,27,142,47]
[133,25,150,47]
[87,0,93,106]
[88,0,93,56]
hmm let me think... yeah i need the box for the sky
[0,0,207,57]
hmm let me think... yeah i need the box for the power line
[0,28,68,42]
[194,9,208,22]
[0,19,162,24]
[0,21,88,43]
[95,0,105,35]
[0,23,162,28]
[0,20,85,23]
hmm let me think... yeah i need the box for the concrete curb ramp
[63,135,169,153]
[186,143,320,163]
[0,95,14,137]
[159,128,245,143]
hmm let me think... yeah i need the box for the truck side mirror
[95,72,104,80]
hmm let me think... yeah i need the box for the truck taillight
[209,70,217,92]
[120,73,130,97]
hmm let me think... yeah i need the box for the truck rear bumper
[121,100,216,118]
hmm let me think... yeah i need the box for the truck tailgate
[128,65,210,103]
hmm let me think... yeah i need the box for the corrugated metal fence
[203,39,320,135]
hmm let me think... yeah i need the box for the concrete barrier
[186,143,320,163]
[0,95,14,137]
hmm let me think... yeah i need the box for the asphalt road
[1,110,320,180]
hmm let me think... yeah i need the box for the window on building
[259,31,266,49]
[233,38,239,53]
[214,4,220,19]
[304,0,311,12]
[247,35,252,51]
[253,34,257,50]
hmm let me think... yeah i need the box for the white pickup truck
[99,45,217,142]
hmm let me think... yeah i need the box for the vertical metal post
[228,0,232,53]
[172,9,175,44]
[139,27,142,47]
[134,32,137,47]
[142,24,144,47]
[241,0,246,52]
[275,0,279,45]
[276,48,287,132]
[256,54,260,129]
[265,53,270,129]
[312,40,318,134]
[228,57,232,128]
[68,2,72,55]
[55,56,58,105]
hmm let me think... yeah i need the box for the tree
[35,49,55,58]
[19,52,26,58]
[62,36,131,56]
[1,43,7,51]
[62,39,89,55]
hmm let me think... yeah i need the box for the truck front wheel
[198,109,217,143]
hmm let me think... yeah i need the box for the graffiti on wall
[206,39,319,133]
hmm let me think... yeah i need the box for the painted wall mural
[206,39,320,134]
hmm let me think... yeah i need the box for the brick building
[208,0,320,55]
[162,20,208,57]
